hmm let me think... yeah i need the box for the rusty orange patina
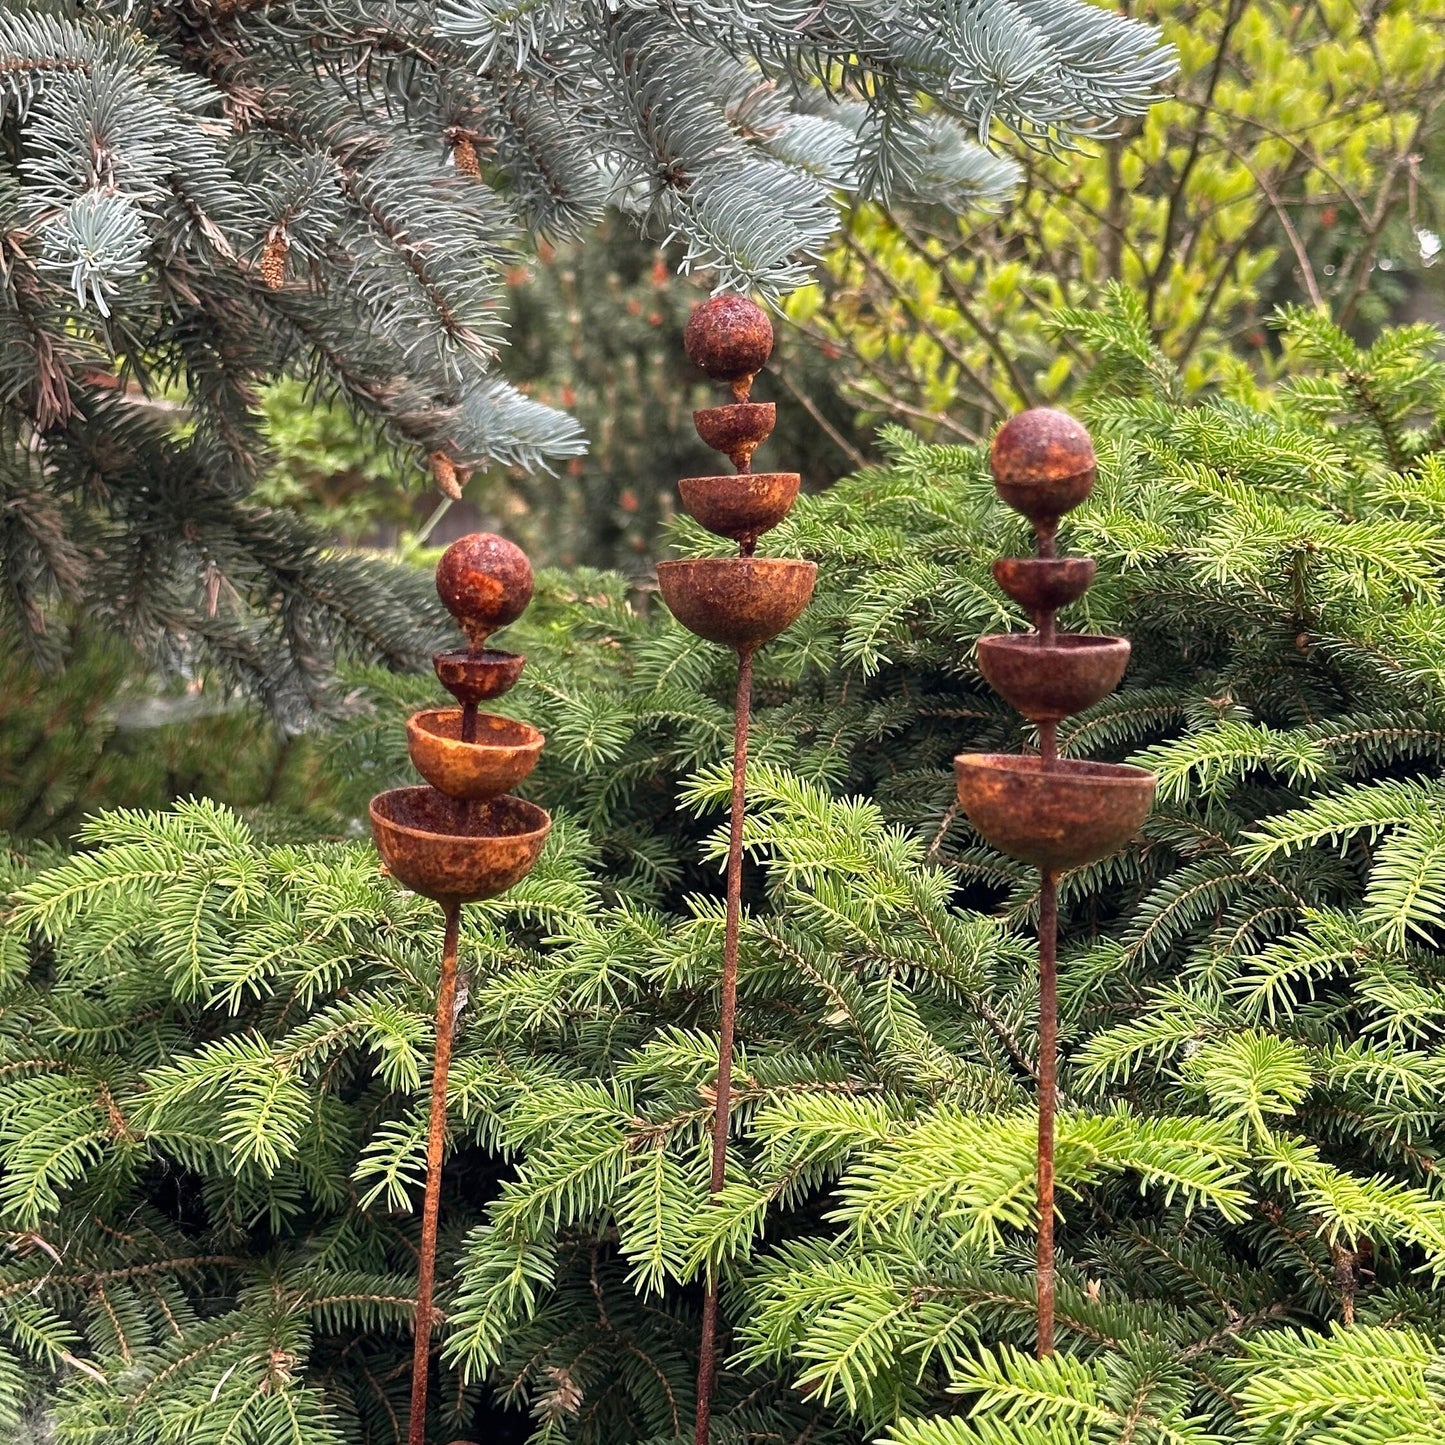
[435,533,534,648]
[684,293,774,398]
[692,402,776,472]
[432,647,526,705]
[976,633,1131,722]
[992,557,1096,613]
[656,556,816,650]
[990,407,1097,529]
[954,754,1154,872]
[370,788,550,903]
[677,471,799,551]
[406,708,544,801]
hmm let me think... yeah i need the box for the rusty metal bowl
[370,788,550,903]
[976,633,1130,721]
[992,558,1096,613]
[677,472,800,548]
[406,708,544,801]
[953,754,1154,871]
[433,648,526,705]
[692,403,776,472]
[656,557,816,649]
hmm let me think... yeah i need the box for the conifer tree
[4,295,1445,1441]
[0,0,1170,718]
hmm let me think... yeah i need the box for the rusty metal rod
[409,900,462,1445]
[1036,868,1058,1358]
[694,643,754,1445]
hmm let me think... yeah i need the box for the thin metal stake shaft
[409,900,462,1445]
[1036,868,1058,1358]
[694,644,754,1445]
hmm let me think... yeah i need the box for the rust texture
[410,900,461,1445]
[433,647,526,705]
[407,708,544,801]
[370,534,550,1445]
[678,471,799,553]
[954,409,1154,1359]
[662,296,814,1445]
[435,532,534,648]
[657,556,815,648]
[693,401,776,473]
[976,634,1131,722]
[684,292,774,400]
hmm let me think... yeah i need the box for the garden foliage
[795,0,1445,442]
[4,299,1445,1441]
[0,0,1168,714]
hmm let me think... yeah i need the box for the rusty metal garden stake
[656,296,816,1444]
[954,410,1155,1358]
[370,535,551,1445]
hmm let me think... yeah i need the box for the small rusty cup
[677,472,800,549]
[370,788,551,903]
[656,556,817,649]
[954,754,1155,871]
[976,633,1130,721]
[992,558,1096,613]
[693,403,776,472]
[433,648,526,706]
[406,708,544,801]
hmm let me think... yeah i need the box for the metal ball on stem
[955,410,1154,1357]
[370,535,549,1445]
[656,295,817,1444]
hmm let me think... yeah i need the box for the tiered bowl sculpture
[954,409,1154,1359]
[369,534,550,1445]
[656,295,816,1445]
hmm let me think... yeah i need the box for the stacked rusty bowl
[657,294,816,653]
[955,409,1154,872]
[370,533,551,902]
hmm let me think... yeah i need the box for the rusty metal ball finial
[685,294,773,399]
[990,408,1097,532]
[435,533,534,649]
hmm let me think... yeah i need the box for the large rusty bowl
[677,472,799,548]
[954,754,1154,872]
[976,633,1130,721]
[370,788,550,903]
[656,557,816,649]
[406,708,544,802]
[433,648,525,705]
[992,558,1095,613]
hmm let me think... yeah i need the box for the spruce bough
[0,0,1169,718]
[4,298,1445,1441]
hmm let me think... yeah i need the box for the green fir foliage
[4,298,1445,1441]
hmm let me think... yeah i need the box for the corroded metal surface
[989,407,1097,538]
[657,557,816,649]
[435,532,535,648]
[693,401,776,472]
[370,788,550,902]
[668,294,814,1445]
[433,646,526,705]
[684,293,774,399]
[976,634,1131,722]
[992,557,1096,613]
[406,708,544,801]
[677,471,799,552]
[954,408,1154,1362]
[371,532,549,1445]
[954,754,1154,871]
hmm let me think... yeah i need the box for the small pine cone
[452,135,481,180]
[431,451,463,500]
[261,231,288,290]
